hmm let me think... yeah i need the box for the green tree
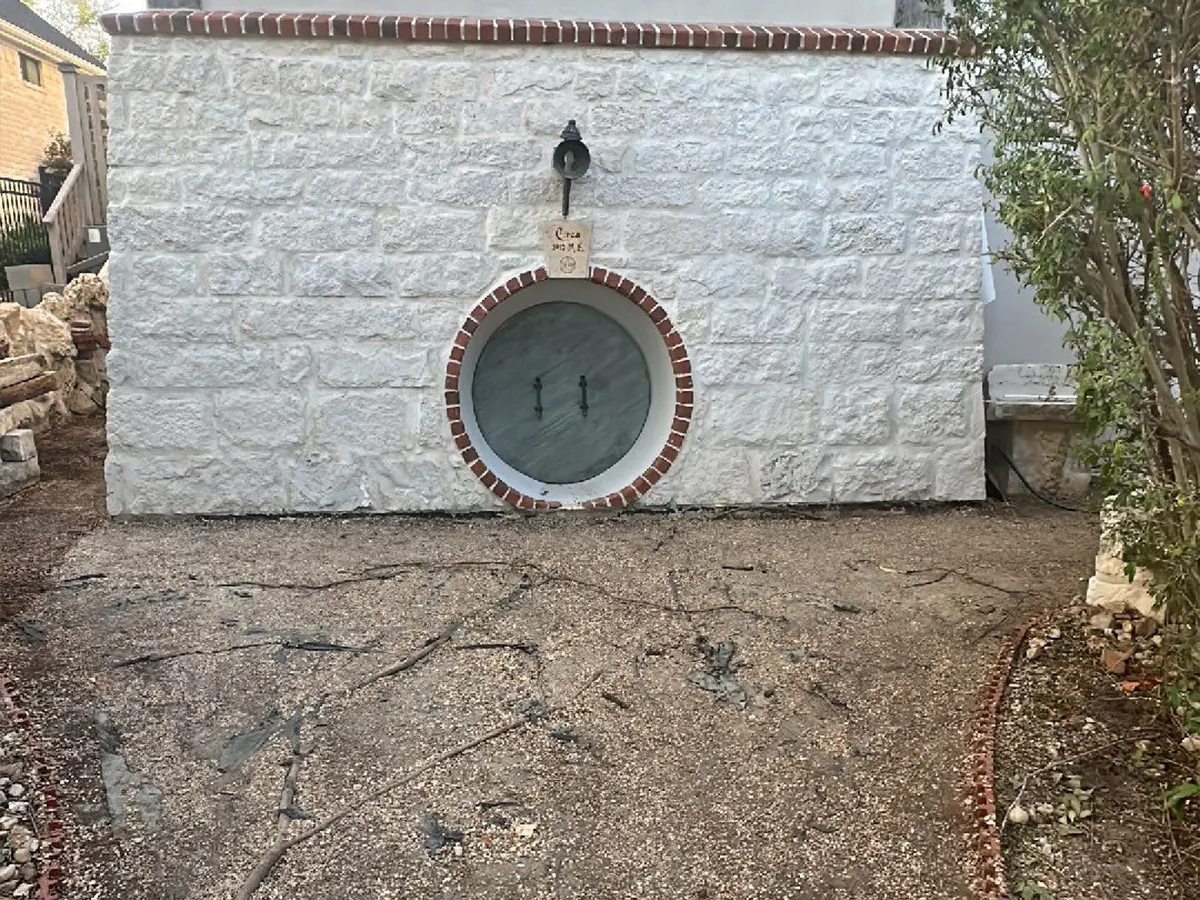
[19,0,113,62]
[938,4,1200,645]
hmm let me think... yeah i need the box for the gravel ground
[0,439,1102,900]
[995,610,1200,900]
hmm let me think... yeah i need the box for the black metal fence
[0,176,52,292]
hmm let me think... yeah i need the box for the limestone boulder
[1084,503,1162,621]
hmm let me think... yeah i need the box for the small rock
[1101,647,1132,674]
[0,883,15,896]
[1135,617,1159,638]
[1048,627,1062,639]
[1025,638,1048,660]
[11,849,29,864]
[1089,612,1114,631]
[6,802,28,816]
[1007,804,1030,825]
[13,883,32,898]
[0,866,15,883]
[512,821,537,839]
[5,785,22,799]
[1183,735,1200,754]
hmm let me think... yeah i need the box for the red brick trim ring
[447,267,692,511]
[99,10,966,56]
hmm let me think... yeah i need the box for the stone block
[0,458,39,499]
[370,453,459,511]
[933,443,986,501]
[833,451,933,503]
[214,392,306,448]
[107,347,270,389]
[109,205,251,253]
[260,210,375,252]
[809,305,903,345]
[864,258,980,302]
[208,252,283,296]
[106,393,213,450]
[107,454,286,516]
[0,429,36,462]
[287,452,371,512]
[694,345,805,386]
[909,217,968,255]
[290,255,393,297]
[820,389,892,445]
[381,211,486,253]
[129,255,198,297]
[279,59,369,95]
[311,391,420,450]
[897,384,975,443]
[708,387,819,445]
[826,216,907,255]
[760,450,833,503]
[826,145,889,178]
[316,347,433,388]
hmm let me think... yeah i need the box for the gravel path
[1,472,1098,900]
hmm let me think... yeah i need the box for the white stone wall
[104,34,984,515]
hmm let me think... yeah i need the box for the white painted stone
[106,39,983,514]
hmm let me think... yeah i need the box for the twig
[453,642,537,654]
[350,619,461,692]
[113,638,373,668]
[113,642,280,667]
[234,716,526,900]
[218,561,521,593]
[600,691,631,710]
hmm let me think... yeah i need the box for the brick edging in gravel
[0,664,66,900]
[967,615,1038,900]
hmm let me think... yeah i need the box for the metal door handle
[533,377,543,419]
[579,375,588,417]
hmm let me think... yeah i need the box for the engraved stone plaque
[544,221,592,279]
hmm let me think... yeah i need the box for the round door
[472,301,652,484]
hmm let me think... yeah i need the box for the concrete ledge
[986,399,1078,422]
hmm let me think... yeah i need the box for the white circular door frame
[446,266,694,510]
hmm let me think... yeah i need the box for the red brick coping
[99,10,965,55]
[447,267,692,511]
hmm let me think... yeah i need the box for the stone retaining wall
[103,25,984,514]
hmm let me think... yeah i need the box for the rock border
[967,615,1038,900]
[0,665,65,900]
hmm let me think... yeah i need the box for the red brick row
[99,11,966,56]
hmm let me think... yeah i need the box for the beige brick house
[0,0,104,181]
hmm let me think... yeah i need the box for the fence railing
[0,177,52,288]
[43,164,86,284]
[60,66,107,226]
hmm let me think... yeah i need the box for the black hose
[986,441,1088,513]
